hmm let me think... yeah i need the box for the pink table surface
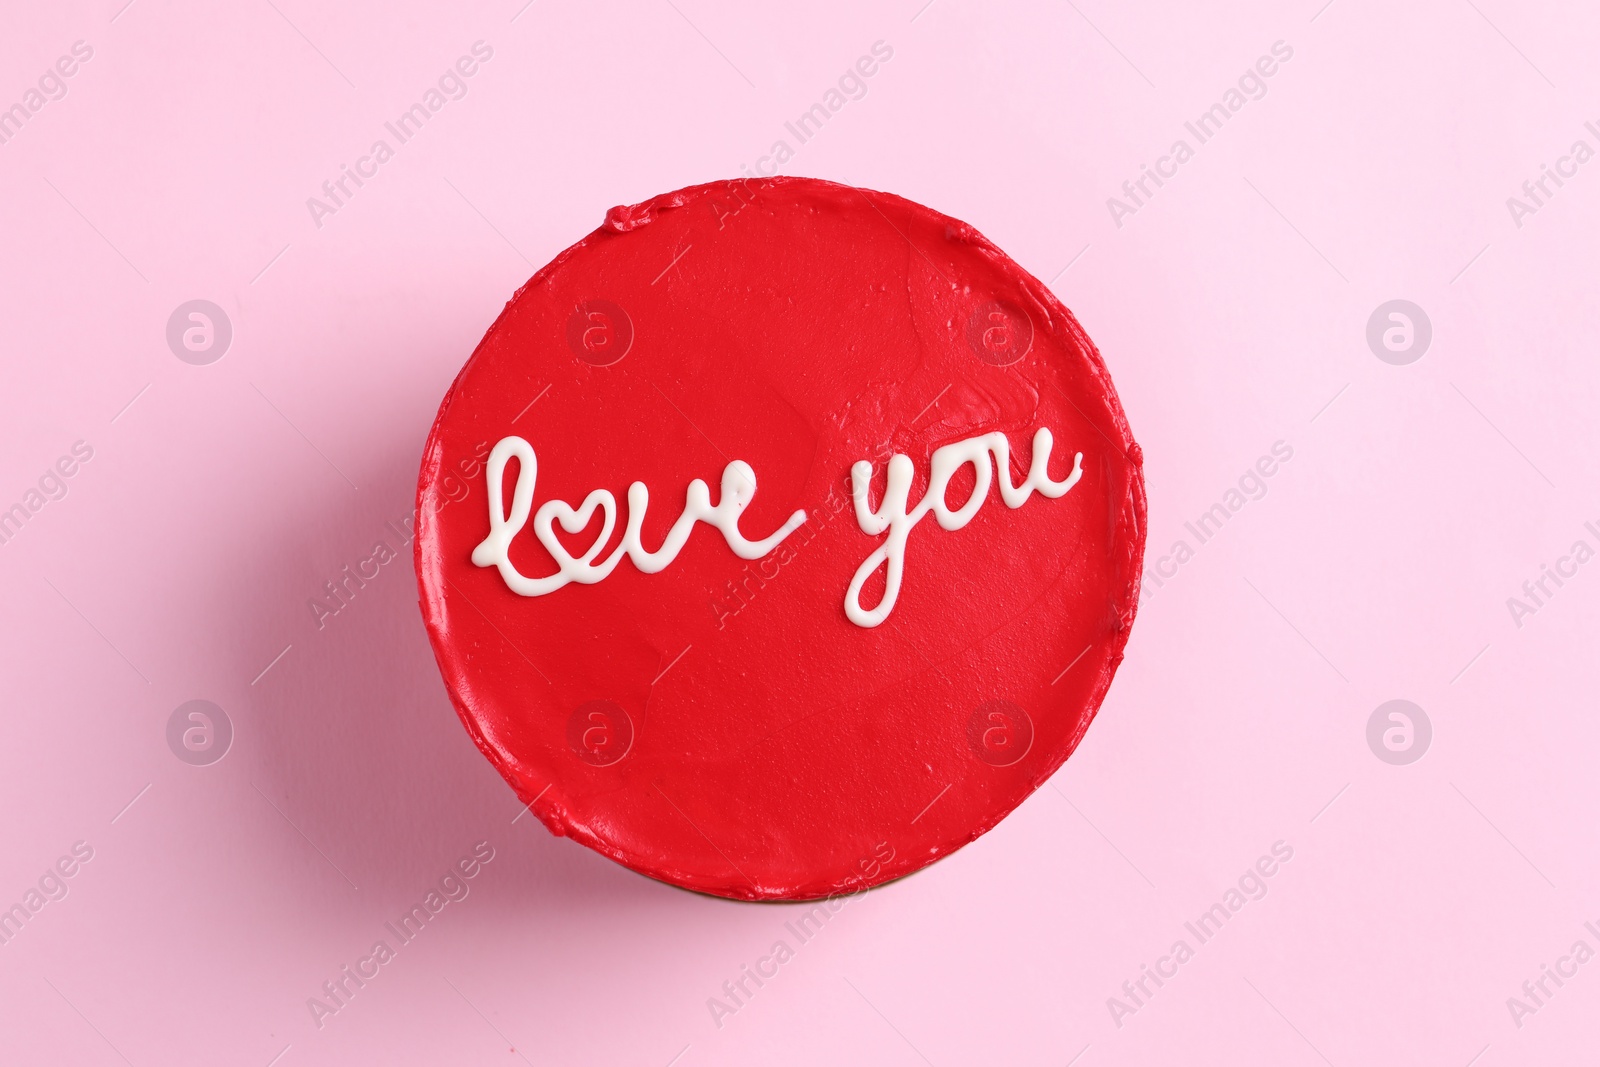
[2,0,1597,1064]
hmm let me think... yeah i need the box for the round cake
[415,176,1145,901]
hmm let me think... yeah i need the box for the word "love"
[845,429,1082,626]
[471,437,807,595]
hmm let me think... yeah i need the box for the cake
[415,176,1145,901]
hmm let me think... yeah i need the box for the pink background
[3,0,1597,1063]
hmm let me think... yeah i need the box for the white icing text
[845,429,1082,627]
[471,436,807,595]
[471,428,1082,629]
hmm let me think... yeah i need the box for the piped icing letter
[844,428,1082,628]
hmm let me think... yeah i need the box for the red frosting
[416,177,1145,901]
